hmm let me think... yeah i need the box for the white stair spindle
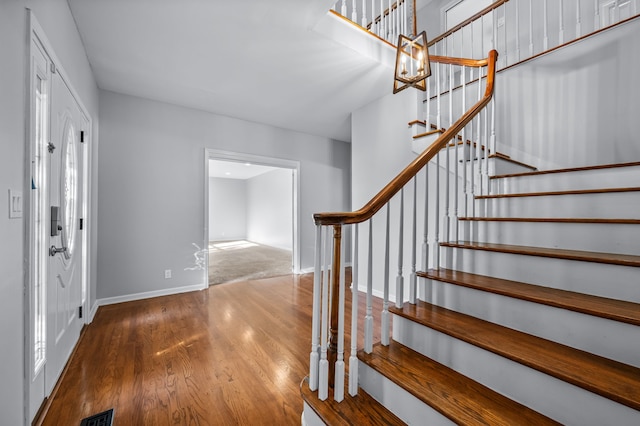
[395,189,405,309]
[333,228,346,402]
[501,4,508,67]
[388,0,392,41]
[341,0,347,18]
[318,226,330,400]
[515,0,521,61]
[543,0,549,50]
[435,63,441,269]
[529,0,534,56]
[362,0,367,27]
[348,224,359,396]
[576,0,582,37]
[309,225,322,391]
[364,219,373,354]
[422,164,430,277]
[371,0,375,33]
[352,0,358,23]
[594,0,600,31]
[559,0,565,44]
[380,0,385,41]
[460,65,468,240]
[410,176,417,304]
[489,94,496,194]
[444,64,452,243]
[382,203,390,345]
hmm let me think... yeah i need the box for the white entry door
[45,71,85,394]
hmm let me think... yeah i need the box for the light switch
[9,189,23,219]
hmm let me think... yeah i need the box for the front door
[45,71,85,393]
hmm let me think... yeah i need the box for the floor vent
[79,408,114,426]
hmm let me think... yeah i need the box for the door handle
[49,245,67,256]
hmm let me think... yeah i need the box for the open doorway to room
[205,150,300,286]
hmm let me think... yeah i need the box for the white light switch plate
[9,189,23,218]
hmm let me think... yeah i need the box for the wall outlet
[9,189,22,219]
[164,269,172,279]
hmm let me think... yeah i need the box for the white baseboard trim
[96,283,207,307]
[357,283,396,304]
[299,262,353,275]
[89,300,99,323]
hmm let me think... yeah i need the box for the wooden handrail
[314,50,498,226]
[428,0,510,47]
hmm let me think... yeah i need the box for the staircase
[303,161,640,425]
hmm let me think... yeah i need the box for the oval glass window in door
[60,117,78,262]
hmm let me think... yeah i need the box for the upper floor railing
[330,0,418,45]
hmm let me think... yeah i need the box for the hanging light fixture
[393,31,430,94]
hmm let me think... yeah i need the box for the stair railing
[330,0,418,44]
[430,0,640,70]
[308,49,498,402]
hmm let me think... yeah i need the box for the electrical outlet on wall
[164,269,172,279]
[8,189,22,219]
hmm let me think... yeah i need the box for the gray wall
[0,0,99,423]
[98,90,351,299]
[247,168,293,250]
[209,177,247,241]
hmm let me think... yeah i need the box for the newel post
[327,224,342,389]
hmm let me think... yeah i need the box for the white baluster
[543,0,549,50]
[362,0,367,27]
[309,225,322,391]
[576,0,582,37]
[396,189,405,308]
[342,0,347,17]
[348,224,359,396]
[490,94,496,195]
[380,0,385,40]
[594,0,601,30]
[515,0,521,61]
[410,176,417,304]
[364,219,373,353]
[444,64,452,244]
[422,163,430,281]
[388,0,392,41]
[460,65,467,240]
[334,227,346,402]
[482,90,489,197]
[382,203,390,345]
[318,226,330,400]
[435,63,441,269]
[474,65,482,213]
[529,0,534,56]
[501,4,508,67]
[559,0,565,44]
[352,0,358,23]
[371,0,376,33]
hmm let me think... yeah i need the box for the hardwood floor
[40,271,379,425]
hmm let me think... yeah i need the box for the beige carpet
[208,240,292,285]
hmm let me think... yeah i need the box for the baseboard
[299,262,353,275]
[357,283,396,304]
[89,300,99,323]
[96,283,207,307]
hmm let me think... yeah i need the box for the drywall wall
[0,0,99,423]
[247,168,293,250]
[97,90,351,299]
[209,177,247,241]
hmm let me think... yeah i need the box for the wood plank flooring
[39,272,380,426]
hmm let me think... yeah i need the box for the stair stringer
[392,317,640,426]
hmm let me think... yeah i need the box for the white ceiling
[66,0,420,142]
[208,159,281,180]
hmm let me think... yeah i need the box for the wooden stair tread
[488,152,537,170]
[418,268,640,326]
[390,301,640,411]
[476,186,640,199]
[459,217,640,224]
[300,378,404,426]
[358,341,560,426]
[491,161,640,180]
[441,241,640,267]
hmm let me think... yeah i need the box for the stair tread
[418,268,640,325]
[477,186,640,199]
[459,216,640,224]
[488,152,537,170]
[358,341,561,426]
[300,378,404,426]
[390,301,640,411]
[441,241,640,267]
[491,161,640,180]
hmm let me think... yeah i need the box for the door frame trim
[204,149,302,281]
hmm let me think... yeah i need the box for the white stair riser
[493,165,640,194]
[476,191,639,218]
[441,246,640,302]
[358,361,455,426]
[467,220,640,255]
[393,318,640,426]
[421,278,640,367]
[302,403,327,426]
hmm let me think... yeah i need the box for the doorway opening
[204,150,300,286]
